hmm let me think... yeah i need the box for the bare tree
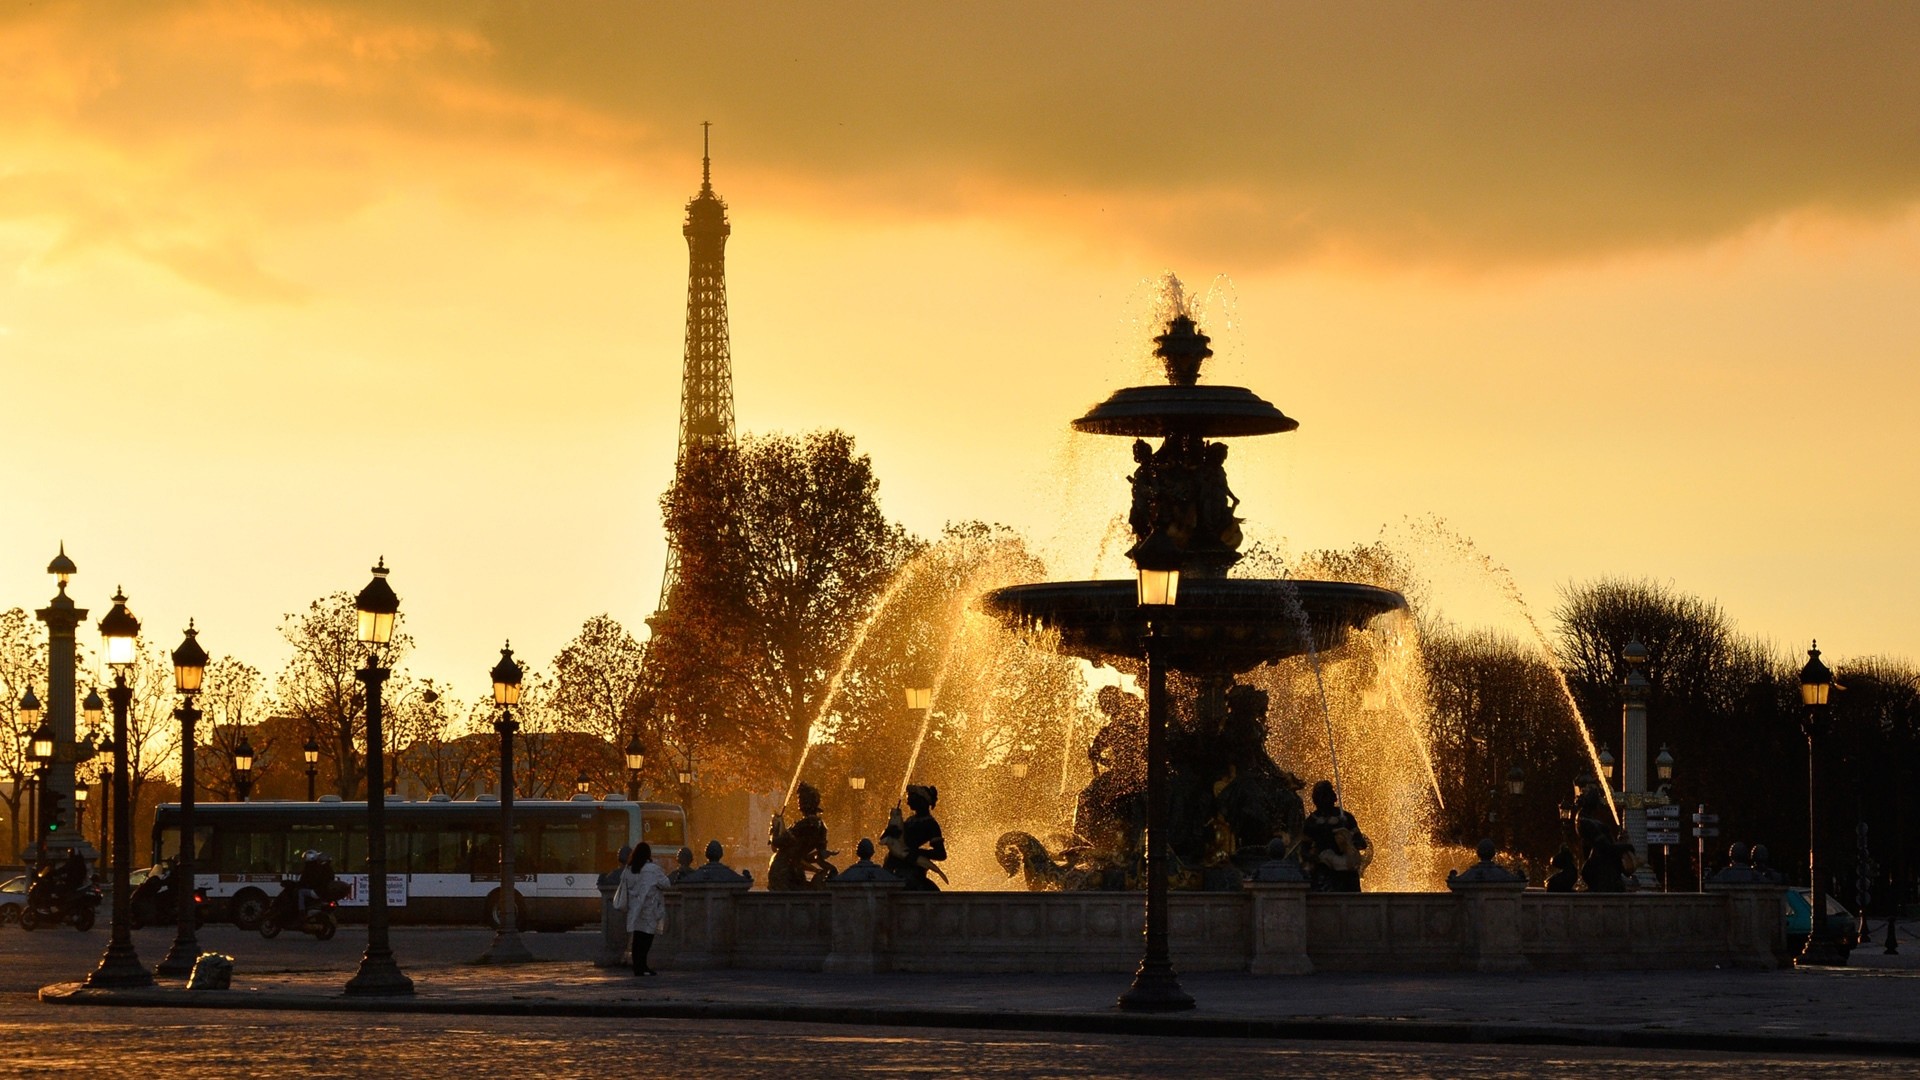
[275,592,412,798]
[198,657,268,800]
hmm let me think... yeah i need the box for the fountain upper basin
[981,578,1407,675]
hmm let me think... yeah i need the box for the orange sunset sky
[0,2,1915,697]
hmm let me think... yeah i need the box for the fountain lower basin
[981,578,1407,674]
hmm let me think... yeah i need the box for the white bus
[152,794,687,931]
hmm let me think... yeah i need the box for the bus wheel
[485,888,525,930]
[230,889,269,931]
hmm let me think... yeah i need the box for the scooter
[129,861,207,930]
[20,876,101,932]
[259,879,338,941]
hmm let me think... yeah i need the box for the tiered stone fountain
[983,314,1405,886]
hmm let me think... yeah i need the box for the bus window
[218,827,290,875]
[598,813,631,868]
[538,822,595,875]
[468,828,529,876]
[291,824,345,870]
[156,827,212,865]
[641,812,684,848]
[412,829,467,874]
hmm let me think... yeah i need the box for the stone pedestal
[1245,881,1312,975]
[594,880,625,968]
[824,876,904,974]
[1449,879,1529,973]
[673,882,753,969]
[1707,882,1787,969]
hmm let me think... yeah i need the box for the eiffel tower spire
[656,122,736,613]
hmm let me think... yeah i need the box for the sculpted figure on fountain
[767,782,838,890]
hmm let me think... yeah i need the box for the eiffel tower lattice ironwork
[656,122,737,614]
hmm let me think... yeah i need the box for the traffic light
[39,787,67,834]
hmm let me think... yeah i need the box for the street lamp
[157,621,208,977]
[1117,554,1193,1013]
[1655,745,1675,786]
[73,783,87,837]
[345,558,412,996]
[482,642,531,964]
[93,739,114,861]
[1506,765,1526,797]
[85,587,153,988]
[27,710,50,865]
[624,736,645,801]
[904,686,933,712]
[232,737,255,802]
[83,687,103,735]
[1598,743,1616,784]
[1798,641,1847,967]
[848,768,867,839]
[303,736,320,802]
[575,770,592,798]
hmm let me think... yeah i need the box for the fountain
[982,307,1406,887]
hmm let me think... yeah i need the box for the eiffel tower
[655,122,737,613]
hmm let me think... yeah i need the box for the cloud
[4,0,1920,288]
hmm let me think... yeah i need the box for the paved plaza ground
[9,922,1920,1075]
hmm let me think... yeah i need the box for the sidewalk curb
[38,982,1920,1059]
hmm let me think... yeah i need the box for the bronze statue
[881,784,948,890]
[767,781,837,890]
[1301,780,1371,892]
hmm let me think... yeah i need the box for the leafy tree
[0,609,44,862]
[650,430,912,786]
[392,687,490,800]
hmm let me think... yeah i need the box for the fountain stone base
[651,883,1786,974]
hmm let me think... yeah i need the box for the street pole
[1888,759,1902,955]
[346,559,412,996]
[85,647,153,989]
[1117,615,1193,1012]
[483,643,531,964]
[1799,642,1847,967]
[155,696,201,976]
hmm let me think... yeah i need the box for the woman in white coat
[614,842,671,975]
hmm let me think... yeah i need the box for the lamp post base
[1796,934,1850,968]
[1117,961,1195,1013]
[154,935,202,977]
[480,928,534,965]
[85,943,156,989]
[345,948,415,995]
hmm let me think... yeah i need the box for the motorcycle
[259,878,339,941]
[129,861,207,931]
[20,874,101,932]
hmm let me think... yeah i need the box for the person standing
[613,842,670,976]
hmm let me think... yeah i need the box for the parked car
[1785,887,1858,951]
[0,875,25,925]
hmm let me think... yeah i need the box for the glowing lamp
[625,736,645,773]
[1506,765,1526,797]
[490,643,523,706]
[30,720,54,763]
[1800,642,1833,708]
[1655,745,1675,783]
[354,559,399,646]
[904,686,933,711]
[82,688,103,731]
[1598,743,1616,782]
[233,737,255,775]
[98,589,141,670]
[172,621,209,695]
[575,770,592,797]
[18,687,42,732]
[303,737,320,767]
[848,770,866,792]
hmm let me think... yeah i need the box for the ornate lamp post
[303,736,320,802]
[1799,641,1848,967]
[345,559,412,996]
[575,770,592,798]
[677,754,693,835]
[232,738,255,802]
[85,588,153,988]
[848,768,866,840]
[1598,743,1616,785]
[156,622,209,977]
[21,690,44,863]
[624,736,645,801]
[1504,764,1525,860]
[1118,556,1193,1013]
[73,782,87,838]
[482,643,532,964]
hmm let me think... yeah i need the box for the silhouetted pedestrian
[613,842,670,976]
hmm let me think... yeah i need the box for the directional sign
[1648,830,1682,845]
[1693,826,1720,838]
[1648,805,1681,819]
[1692,813,1719,824]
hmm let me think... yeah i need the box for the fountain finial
[1153,315,1212,387]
